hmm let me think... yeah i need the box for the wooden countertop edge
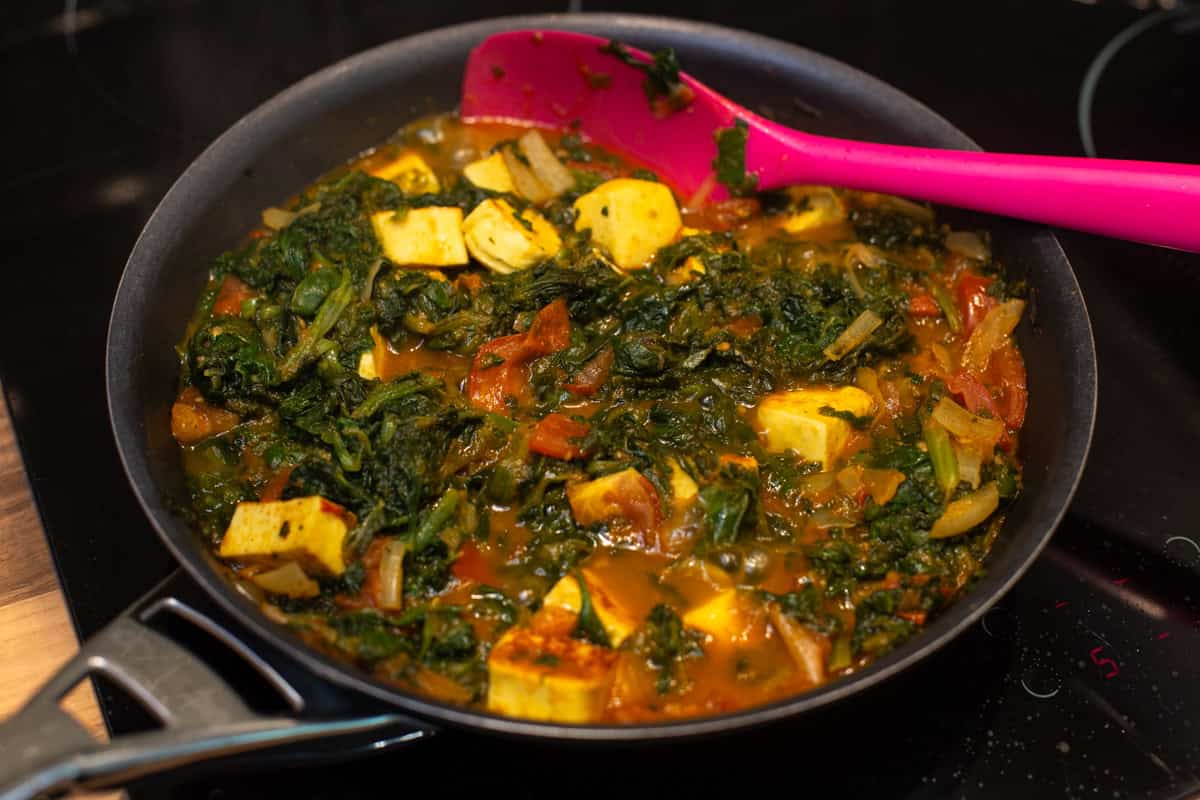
[0,384,124,798]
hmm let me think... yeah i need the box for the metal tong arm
[0,588,429,799]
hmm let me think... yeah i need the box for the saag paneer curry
[172,112,1027,723]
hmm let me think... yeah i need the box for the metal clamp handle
[0,576,431,799]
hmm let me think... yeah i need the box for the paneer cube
[462,199,561,274]
[683,589,754,644]
[541,569,641,647]
[780,186,846,234]
[462,152,515,194]
[668,458,699,511]
[486,627,617,723]
[573,178,682,270]
[755,386,874,468]
[566,468,661,534]
[218,497,354,576]
[356,350,378,380]
[370,207,468,267]
[370,152,440,194]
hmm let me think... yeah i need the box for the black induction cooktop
[3,1,1199,798]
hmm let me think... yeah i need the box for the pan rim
[106,11,1097,741]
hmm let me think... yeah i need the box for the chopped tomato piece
[466,334,533,414]
[945,370,999,418]
[955,273,996,335]
[611,474,663,535]
[907,292,940,317]
[529,413,592,460]
[211,275,256,317]
[898,610,928,625]
[525,297,571,356]
[990,341,1028,429]
[467,299,573,414]
[565,347,614,396]
[452,540,500,586]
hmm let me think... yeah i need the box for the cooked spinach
[174,114,1025,722]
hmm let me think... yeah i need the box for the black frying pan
[0,13,1096,798]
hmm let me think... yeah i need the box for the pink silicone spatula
[461,30,1200,252]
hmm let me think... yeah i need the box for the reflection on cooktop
[1078,5,1200,161]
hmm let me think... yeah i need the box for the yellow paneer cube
[486,627,617,723]
[462,199,561,274]
[683,589,755,645]
[218,497,354,576]
[780,186,846,234]
[370,152,440,194]
[668,459,698,510]
[566,467,659,533]
[462,152,515,194]
[541,569,641,647]
[755,386,875,469]
[356,350,378,380]
[370,207,468,267]
[573,178,682,270]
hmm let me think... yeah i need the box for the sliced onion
[962,299,1025,373]
[360,258,384,302]
[798,471,838,498]
[954,441,984,489]
[518,130,575,197]
[824,309,883,361]
[836,465,863,495]
[808,508,855,529]
[931,395,1004,446]
[929,482,1000,538]
[261,206,297,230]
[768,605,828,685]
[946,231,989,261]
[843,243,886,270]
[250,562,320,598]
[880,194,935,224]
[261,202,320,231]
[377,539,408,610]
[843,264,866,298]
[501,147,552,204]
[861,468,906,506]
[931,342,954,374]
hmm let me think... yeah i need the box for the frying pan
[0,13,1096,798]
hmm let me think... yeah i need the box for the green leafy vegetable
[712,118,758,196]
[599,41,694,113]
[819,405,873,430]
[571,572,611,648]
[629,604,704,694]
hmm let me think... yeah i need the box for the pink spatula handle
[753,125,1200,252]
[463,30,1200,252]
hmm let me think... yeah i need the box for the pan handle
[0,579,432,799]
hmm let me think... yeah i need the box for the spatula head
[461,30,742,198]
